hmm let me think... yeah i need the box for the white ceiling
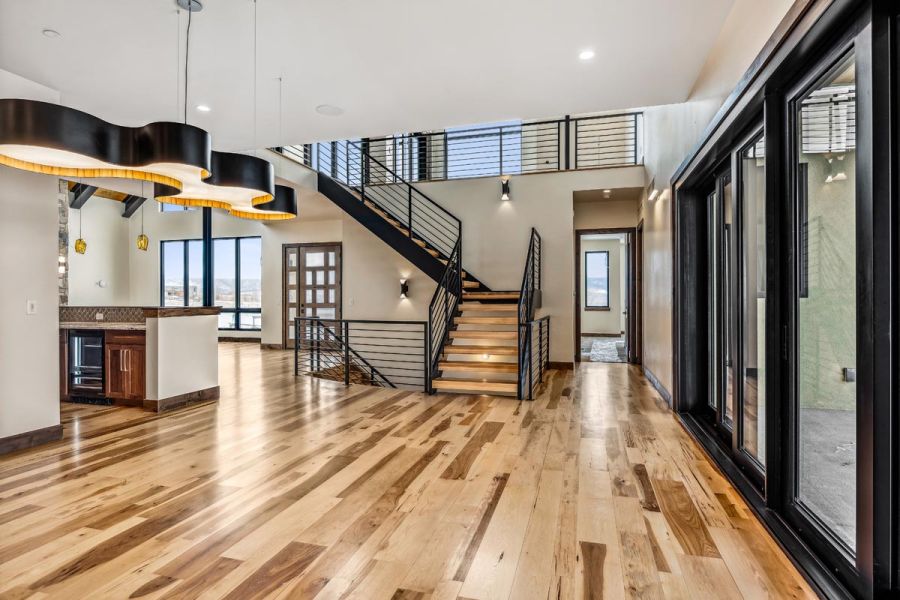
[0,0,734,152]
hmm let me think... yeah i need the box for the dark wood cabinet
[104,330,146,405]
[104,331,146,405]
[59,330,68,401]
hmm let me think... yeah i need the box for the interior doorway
[574,227,641,364]
[282,243,342,348]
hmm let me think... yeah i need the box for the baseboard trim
[0,424,63,456]
[643,367,672,406]
[219,336,261,343]
[261,343,284,350]
[143,386,220,413]
[549,361,575,370]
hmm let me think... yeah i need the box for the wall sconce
[500,176,511,201]
[400,279,409,299]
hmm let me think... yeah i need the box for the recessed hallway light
[195,104,211,112]
[578,49,595,61]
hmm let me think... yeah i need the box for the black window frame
[159,236,262,331]
[583,250,611,310]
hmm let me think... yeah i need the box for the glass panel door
[793,51,857,552]
[739,133,767,468]
[283,243,342,346]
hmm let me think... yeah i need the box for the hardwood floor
[0,342,816,599]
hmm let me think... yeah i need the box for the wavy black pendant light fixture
[0,0,297,221]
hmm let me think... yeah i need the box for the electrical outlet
[95,312,105,321]
[25,300,37,315]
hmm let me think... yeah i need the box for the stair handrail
[427,238,463,392]
[517,228,542,399]
[294,317,397,388]
[313,140,461,258]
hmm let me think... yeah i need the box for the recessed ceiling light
[316,104,344,117]
[195,104,211,112]
[603,189,611,193]
[42,28,60,38]
[579,49,595,61]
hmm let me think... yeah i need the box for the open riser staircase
[284,142,548,398]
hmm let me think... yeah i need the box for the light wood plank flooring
[0,342,817,599]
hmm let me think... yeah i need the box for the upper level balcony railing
[274,111,643,183]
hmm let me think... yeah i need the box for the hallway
[0,343,815,598]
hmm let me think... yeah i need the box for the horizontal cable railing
[274,112,642,184]
[521,317,550,400]
[288,140,462,259]
[294,317,429,390]
[517,228,543,399]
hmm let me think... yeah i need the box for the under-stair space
[432,292,521,395]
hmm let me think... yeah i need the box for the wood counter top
[142,307,222,318]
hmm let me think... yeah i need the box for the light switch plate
[25,299,37,315]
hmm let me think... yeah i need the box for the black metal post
[294,318,299,376]
[425,321,431,393]
[201,207,213,307]
[498,126,504,175]
[564,115,571,170]
[407,186,413,237]
[343,321,351,385]
[539,321,544,383]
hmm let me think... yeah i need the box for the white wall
[146,315,219,401]
[68,199,131,305]
[0,69,61,439]
[416,165,645,363]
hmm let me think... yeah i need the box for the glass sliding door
[738,133,767,469]
[791,50,857,553]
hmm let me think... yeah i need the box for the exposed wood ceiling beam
[122,195,146,218]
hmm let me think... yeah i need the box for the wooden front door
[283,243,342,347]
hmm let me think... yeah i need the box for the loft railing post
[343,321,350,385]
[408,186,413,237]
[360,146,366,201]
[633,113,638,165]
[564,115,571,170]
[425,321,431,393]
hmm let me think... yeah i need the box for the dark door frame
[574,226,641,364]
[281,242,343,349]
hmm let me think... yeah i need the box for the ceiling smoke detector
[175,0,203,12]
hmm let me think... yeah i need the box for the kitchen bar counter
[60,306,221,413]
[60,322,146,331]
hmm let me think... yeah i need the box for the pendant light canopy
[0,99,297,220]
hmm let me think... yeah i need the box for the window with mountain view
[585,250,610,309]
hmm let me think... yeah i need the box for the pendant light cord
[184,4,193,124]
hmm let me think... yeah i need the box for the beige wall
[574,197,639,230]
[68,199,132,306]
[416,165,645,363]
[580,237,626,336]
[0,69,61,439]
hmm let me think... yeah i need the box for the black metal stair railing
[427,239,462,391]
[517,228,546,399]
[294,317,429,390]
[311,140,461,258]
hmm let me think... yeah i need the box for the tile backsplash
[59,306,146,323]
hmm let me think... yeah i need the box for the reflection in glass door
[738,133,767,468]
[793,51,857,552]
[283,243,342,347]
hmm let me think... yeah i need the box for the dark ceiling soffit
[69,183,96,209]
[670,0,832,187]
[121,194,146,218]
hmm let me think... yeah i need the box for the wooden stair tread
[458,303,517,312]
[432,378,517,394]
[464,292,520,300]
[449,330,517,340]
[462,280,480,289]
[455,316,516,325]
[442,345,518,355]
[438,361,518,373]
